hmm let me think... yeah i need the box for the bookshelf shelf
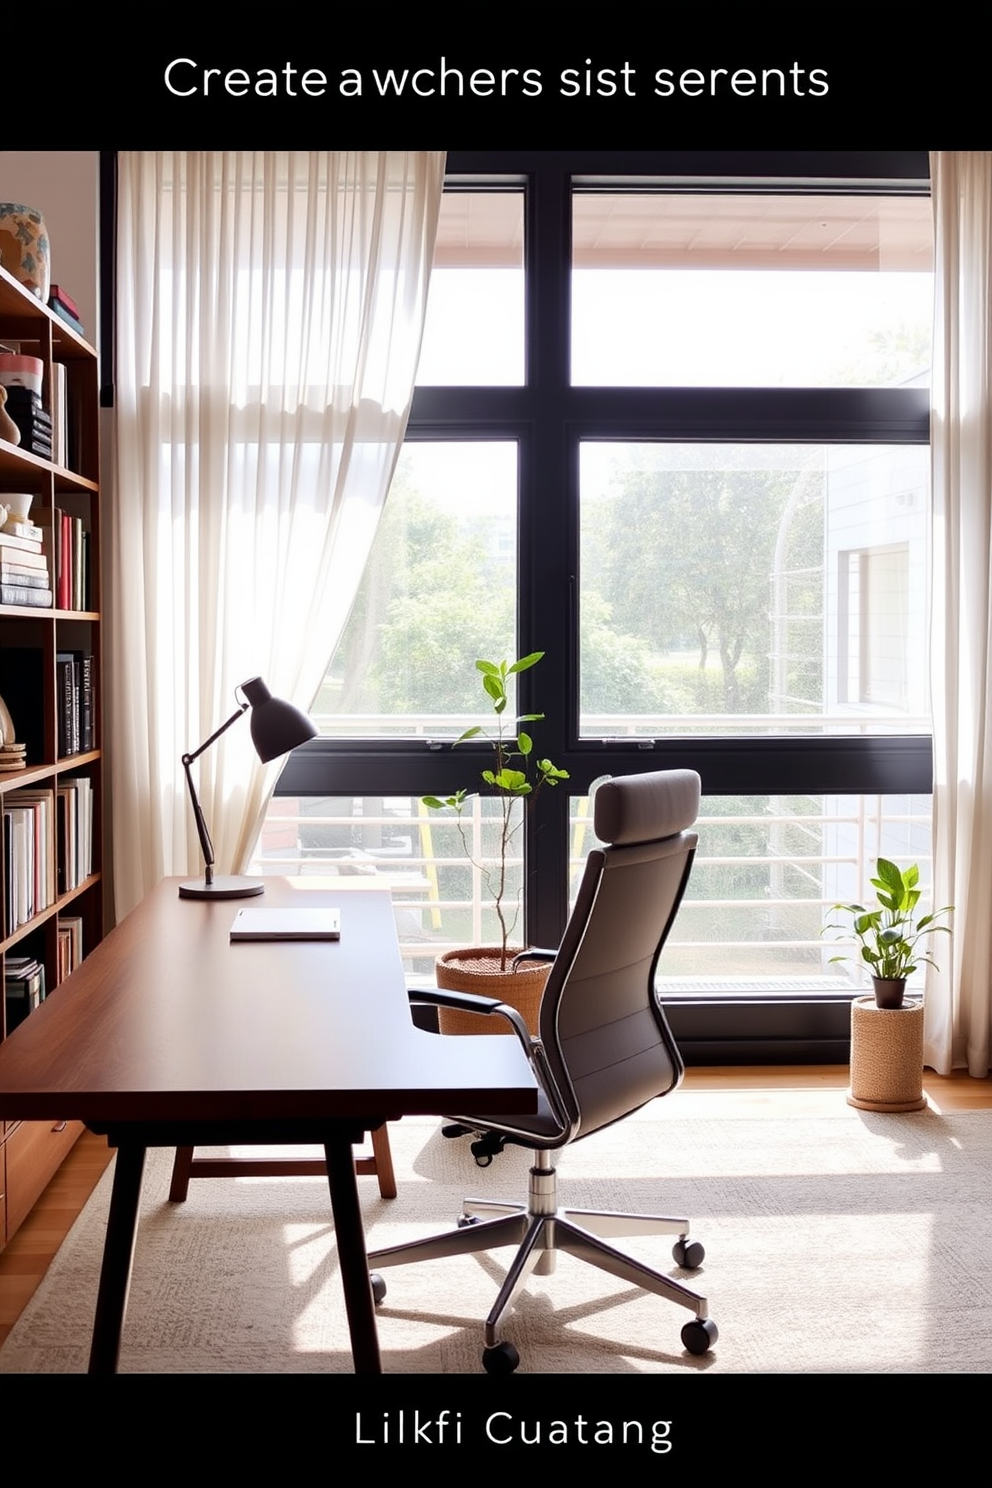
[0,258,102,1247]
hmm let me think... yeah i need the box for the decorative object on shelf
[179,676,317,900]
[0,687,15,744]
[422,653,568,1033]
[0,502,52,609]
[0,385,20,445]
[0,203,51,301]
[0,352,44,396]
[0,690,25,771]
[824,858,953,1009]
[1,492,33,527]
[0,353,49,457]
[847,997,927,1112]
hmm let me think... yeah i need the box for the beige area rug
[2,1094,991,1374]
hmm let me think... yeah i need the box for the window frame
[277,150,933,1059]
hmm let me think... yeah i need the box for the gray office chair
[368,768,717,1372]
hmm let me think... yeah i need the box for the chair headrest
[594,770,701,847]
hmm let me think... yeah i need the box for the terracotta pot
[871,976,907,1009]
[435,947,550,1037]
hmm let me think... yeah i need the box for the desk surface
[0,878,537,1127]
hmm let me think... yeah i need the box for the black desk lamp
[178,676,317,900]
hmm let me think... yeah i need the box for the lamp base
[178,876,266,900]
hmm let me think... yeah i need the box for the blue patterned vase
[0,203,50,300]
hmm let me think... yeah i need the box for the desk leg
[324,1136,381,1375]
[89,1144,146,1375]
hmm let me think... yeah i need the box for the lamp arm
[182,752,216,885]
[181,701,249,887]
[183,701,249,766]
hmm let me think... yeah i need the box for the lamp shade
[241,676,318,763]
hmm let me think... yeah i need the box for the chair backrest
[537,770,700,1143]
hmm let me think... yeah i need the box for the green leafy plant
[824,858,952,993]
[423,654,569,969]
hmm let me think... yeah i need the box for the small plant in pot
[423,653,568,1033]
[824,858,953,1009]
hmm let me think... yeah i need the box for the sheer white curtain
[109,151,444,917]
[926,151,992,1075]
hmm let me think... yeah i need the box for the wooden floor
[1,1066,990,1350]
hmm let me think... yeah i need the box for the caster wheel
[370,1272,387,1305]
[483,1340,520,1374]
[470,1142,494,1167]
[681,1318,718,1355]
[457,1214,482,1228]
[672,1238,705,1269]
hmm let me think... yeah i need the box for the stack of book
[57,915,84,982]
[57,777,93,893]
[44,507,89,610]
[0,515,52,608]
[4,955,46,1034]
[48,286,86,340]
[3,384,53,460]
[2,787,55,931]
[56,650,96,756]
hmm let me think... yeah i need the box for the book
[56,775,92,890]
[1,564,49,586]
[49,285,81,319]
[0,542,47,568]
[58,916,84,980]
[56,652,78,756]
[7,788,54,916]
[0,519,43,541]
[229,907,341,941]
[0,530,44,554]
[0,584,53,607]
[49,300,86,338]
[50,360,67,466]
[80,653,95,750]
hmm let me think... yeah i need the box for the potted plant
[824,858,953,1009]
[423,653,568,1033]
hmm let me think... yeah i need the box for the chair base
[368,1150,713,1364]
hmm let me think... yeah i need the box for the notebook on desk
[229,907,341,941]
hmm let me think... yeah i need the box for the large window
[268,152,933,1057]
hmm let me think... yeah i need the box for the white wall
[0,152,100,337]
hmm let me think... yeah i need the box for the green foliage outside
[316,446,833,968]
[581,451,825,719]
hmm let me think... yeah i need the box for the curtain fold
[109,151,445,917]
[925,150,992,1075]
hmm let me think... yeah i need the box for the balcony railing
[254,787,933,995]
[307,709,933,740]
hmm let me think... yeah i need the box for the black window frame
[277,149,933,1061]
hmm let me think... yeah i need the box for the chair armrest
[510,948,556,969]
[408,986,571,1135]
[407,986,532,1049]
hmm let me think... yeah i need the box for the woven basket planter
[847,995,926,1112]
[435,948,550,1037]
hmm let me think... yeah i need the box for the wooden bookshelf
[0,260,102,1249]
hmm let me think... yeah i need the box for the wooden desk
[0,878,537,1373]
